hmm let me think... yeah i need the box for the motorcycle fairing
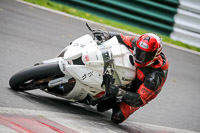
[52,35,136,101]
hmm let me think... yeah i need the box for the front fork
[41,57,72,88]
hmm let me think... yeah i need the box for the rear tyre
[9,63,64,91]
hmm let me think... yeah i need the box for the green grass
[24,0,200,52]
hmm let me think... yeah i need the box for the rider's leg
[111,102,140,124]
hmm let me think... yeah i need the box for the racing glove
[92,30,110,41]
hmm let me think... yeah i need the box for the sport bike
[9,23,136,105]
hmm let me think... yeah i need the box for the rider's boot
[97,97,117,112]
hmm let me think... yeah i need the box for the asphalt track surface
[0,0,200,132]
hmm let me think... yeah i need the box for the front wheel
[9,63,64,91]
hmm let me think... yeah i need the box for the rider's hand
[92,30,110,41]
[107,84,119,97]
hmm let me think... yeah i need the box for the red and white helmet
[134,33,162,67]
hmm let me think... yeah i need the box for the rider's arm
[119,71,162,107]
[109,32,137,49]
[93,30,137,49]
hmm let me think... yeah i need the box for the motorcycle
[9,23,136,105]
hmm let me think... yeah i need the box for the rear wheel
[9,63,64,91]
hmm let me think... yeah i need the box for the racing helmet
[134,33,162,67]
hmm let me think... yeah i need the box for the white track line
[15,0,200,56]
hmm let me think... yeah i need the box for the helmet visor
[134,46,157,64]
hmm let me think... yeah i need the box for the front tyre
[9,63,64,91]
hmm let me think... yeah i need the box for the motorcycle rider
[93,30,169,123]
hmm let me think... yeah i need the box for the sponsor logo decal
[139,42,149,49]
[122,77,132,82]
[83,55,89,62]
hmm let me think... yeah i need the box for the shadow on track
[7,87,167,133]
[7,87,104,116]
